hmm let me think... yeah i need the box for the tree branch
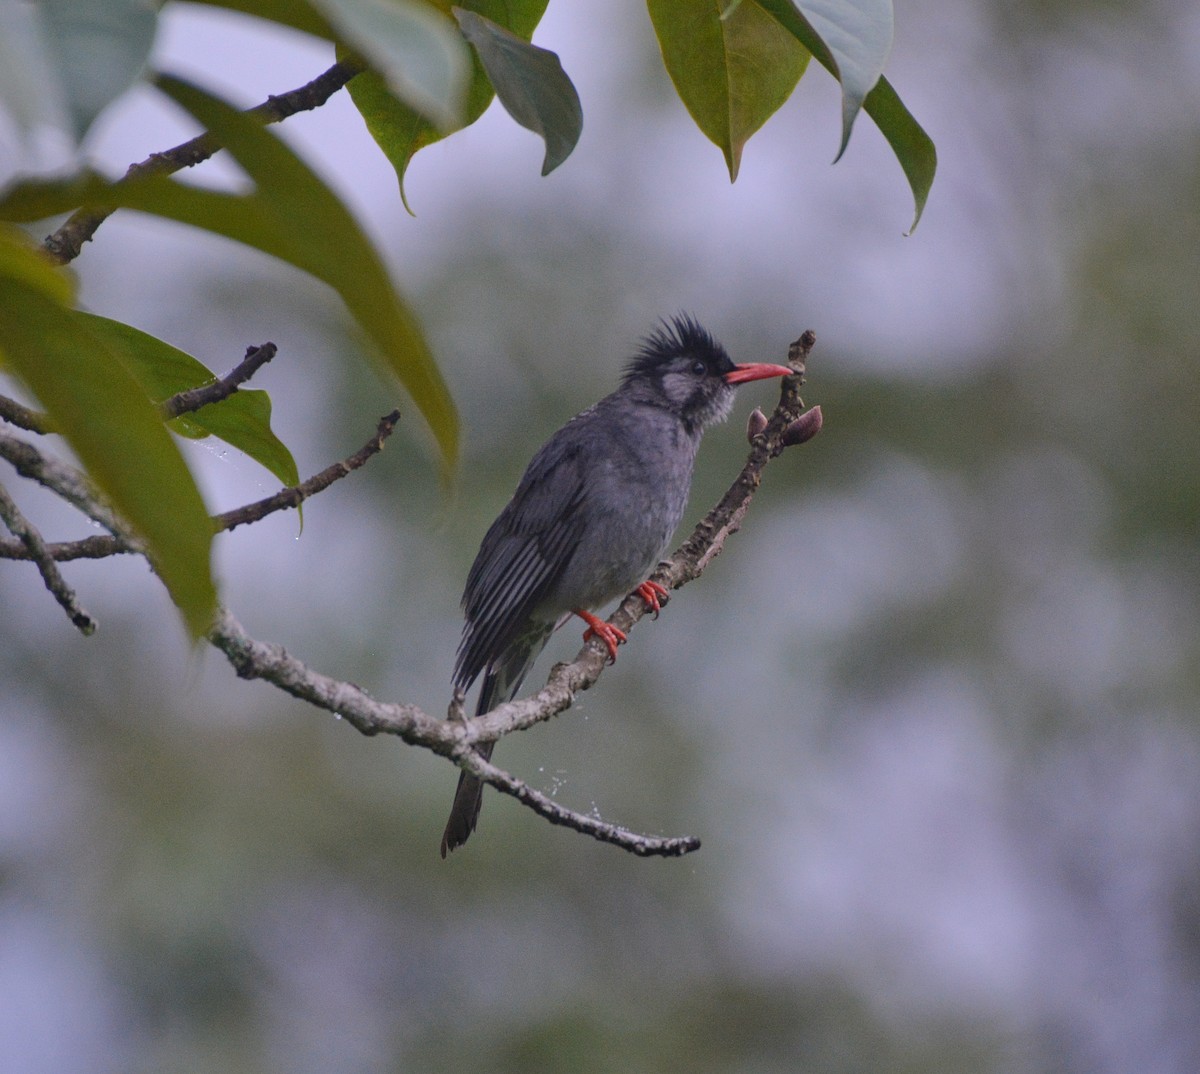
[204,332,822,856]
[2,331,822,856]
[0,409,402,561]
[0,481,96,634]
[161,342,278,420]
[2,342,279,438]
[42,60,364,264]
[213,410,400,533]
[208,605,441,744]
[0,428,129,538]
[0,394,52,435]
[459,747,702,856]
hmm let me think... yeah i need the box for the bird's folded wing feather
[454,429,593,689]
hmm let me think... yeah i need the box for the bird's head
[623,315,792,433]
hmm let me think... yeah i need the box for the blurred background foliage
[2,1,1199,1072]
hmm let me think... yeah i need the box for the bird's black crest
[623,314,731,384]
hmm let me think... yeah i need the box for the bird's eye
[691,359,707,375]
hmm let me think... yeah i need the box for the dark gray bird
[441,315,790,856]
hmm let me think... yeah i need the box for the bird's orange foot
[635,580,669,618]
[574,609,627,664]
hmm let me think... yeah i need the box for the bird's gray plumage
[441,315,781,856]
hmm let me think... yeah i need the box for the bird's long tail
[441,626,552,857]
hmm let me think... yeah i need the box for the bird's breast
[537,410,699,614]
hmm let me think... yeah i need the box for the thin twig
[0,532,135,561]
[2,342,278,437]
[460,748,702,856]
[0,481,96,634]
[161,342,278,420]
[0,428,129,537]
[213,409,400,532]
[42,60,364,264]
[0,410,403,560]
[0,394,52,435]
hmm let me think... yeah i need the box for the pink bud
[781,405,823,446]
[745,407,768,442]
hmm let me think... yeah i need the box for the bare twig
[0,532,136,562]
[161,342,278,420]
[2,342,278,440]
[0,481,96,634]
[0,410,402,560]
[0,394,52,435]
[213,409,400,532]
[460,748,702,856]
[0,428,129,538]
[42,60,364,264]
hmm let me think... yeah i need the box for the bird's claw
[574,608,627,664]
[635,580,669,619]
[583,621,626,664]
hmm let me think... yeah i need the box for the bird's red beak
[723,363,794,385]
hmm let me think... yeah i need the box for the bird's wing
[454,428,593,690]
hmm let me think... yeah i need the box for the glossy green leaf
[0,2,72,136]
[345,0,549,213]
[184,0,338,40]
[862,74,936,232]
[76,314,300,490]
[756,0,934,230]
[0,245,215,636]
[38,0,159,141]
[756,0,892,158]
[0,78,460,468]
[648,0,809,181]
[453,7,581,176]
[311,0,469,130]
[157,75,458,466]
[182,0,469,131]
[0,224,75,305]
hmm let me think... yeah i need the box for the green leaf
[0,236,215,637]
[344,0,550,213]
[185,0,338,40]
[37,0,159,141]
[862,73,936,233]
[452,7,582,176]
[0,224,75,305]
[157,75,459,466]
[0,78,461,469]
[756,0,935,230]
[648,0,810,181]
[311,0,470,130]
[76,314,300,490]
[756,0,892,159]
[186,0,470,131]
[0,2,72,136]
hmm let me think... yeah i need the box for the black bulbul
[442,315,790,855]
